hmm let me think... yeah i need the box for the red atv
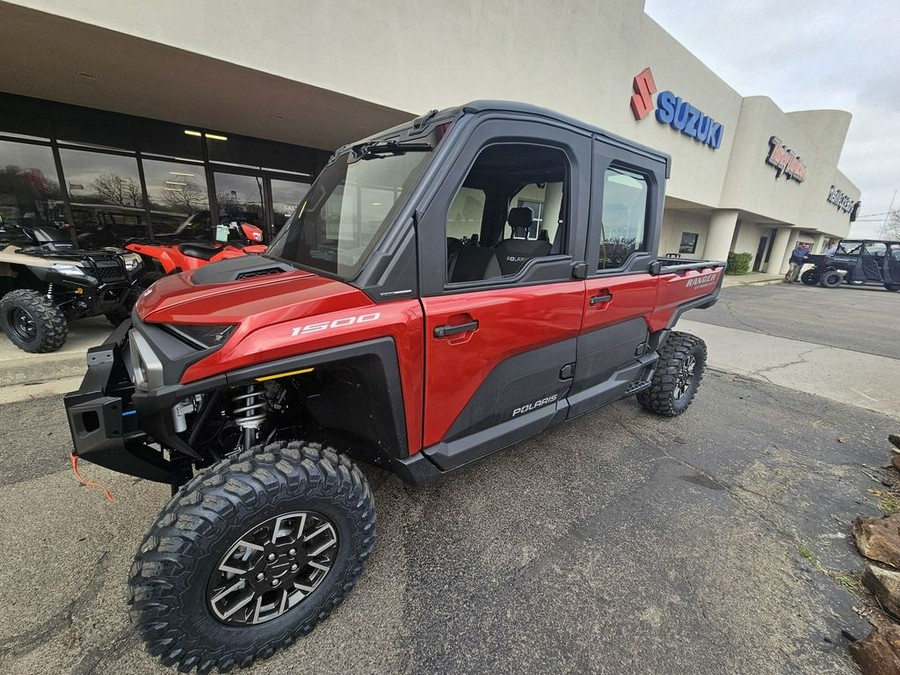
[125,239,267,275]
[65,102,725,672]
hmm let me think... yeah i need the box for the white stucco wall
[3,0,860,244]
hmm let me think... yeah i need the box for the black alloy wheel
[129,441,375,673]
[800,269,820,286]
[637,331,707,417]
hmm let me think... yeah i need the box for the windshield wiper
[349,140,433,162]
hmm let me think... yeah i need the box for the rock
[854,516,900,569]
[863,564,900,620]
[890,433,900,452]
[892,455,900,471]
[849,622,900,675]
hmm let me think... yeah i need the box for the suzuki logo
[630,67,657,120]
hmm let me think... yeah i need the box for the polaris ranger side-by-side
[64,102,725,672]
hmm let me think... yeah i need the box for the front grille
[236,268,284,280]
[91,258,126,283]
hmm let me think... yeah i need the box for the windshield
[266,134,439,278]
[836,240,863,255]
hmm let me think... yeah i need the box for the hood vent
[236,267,285,280]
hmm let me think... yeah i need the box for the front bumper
[63,320,212,484]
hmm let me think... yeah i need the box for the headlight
[169,324,236,348]
[123,257,142,271]
[51,263,86,277]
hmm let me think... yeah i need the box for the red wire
[70,453,114,502]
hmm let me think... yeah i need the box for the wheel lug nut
[257,572,264,581]
[267,553,276,561]
[291,564,298,571]
[289,548,296,556]
[271,579,279,586]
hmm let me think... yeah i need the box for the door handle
[590,293,613,306]
[434,320,479,339]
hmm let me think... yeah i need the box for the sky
[643,0,900,238]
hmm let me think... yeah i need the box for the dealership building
[0,0,860,274]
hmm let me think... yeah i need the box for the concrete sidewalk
[680,318,900,419]
[722,272,783,288]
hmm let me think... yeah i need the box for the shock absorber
[232,384,267,451]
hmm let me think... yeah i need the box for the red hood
[135,268,371,327]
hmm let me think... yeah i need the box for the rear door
[417,116,591,470]
[567,137,668,418]
[888,243,900,284]
[862,241,887,282]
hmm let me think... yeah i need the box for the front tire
[800,269,820,286]
[0,289,68,352]
[885,283,899,292]
[128,441,375,673]
[819,270,843,288]
[638,331,707,417]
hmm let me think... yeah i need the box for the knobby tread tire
[637,331,706,417]
[0,289,68,352]
[128,441,375,673]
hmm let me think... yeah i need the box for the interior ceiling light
[169,171,195,177]
[184,129,202,137]
[77,71,100,80]
[163,187,183,192]
[205,133,228,141]
[165,181,186,186]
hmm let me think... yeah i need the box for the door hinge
[559,363,575,380]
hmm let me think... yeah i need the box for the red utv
[65,101,725,672]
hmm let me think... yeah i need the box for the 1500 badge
[291,312,381,337]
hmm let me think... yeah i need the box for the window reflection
[214,172,265,227]
[142,158,209,237]
[59,148,146,247]
[0,141,67,242]
[271,179,310,233]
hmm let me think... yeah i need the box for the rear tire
[800,269,820,286]
[638,331,706,417]
[819,270,843,288]
[885,284,900,292]
[128,441,374,673]
[0,289,68,353]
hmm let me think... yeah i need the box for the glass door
[270,178,310,236]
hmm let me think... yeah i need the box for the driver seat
[492,207,551,276]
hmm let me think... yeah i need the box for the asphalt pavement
[0,282,897,674]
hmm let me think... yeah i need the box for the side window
[446,187,485,240]
[865,241,887,257]
[444,143,568,283]
[598,167,648,270]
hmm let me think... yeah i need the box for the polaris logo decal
[686,273,717,288]
[512,394,558,418]
[290,312,380,337]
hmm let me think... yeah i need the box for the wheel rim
[672,354,696,400]
[207,511,338,626]
[8,307,37,341]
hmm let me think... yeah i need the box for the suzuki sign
[630,67,724,150]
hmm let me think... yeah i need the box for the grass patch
[798,543,816,561]
[834,574,858,591]
[879,494,900,516]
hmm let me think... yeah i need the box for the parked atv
[125,239,267,275]
[0,223,141,352]
[801,240,900,291]
[65,101,726,671]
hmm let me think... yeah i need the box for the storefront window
[142,158,209,236]
[214,172,265,227]
[59,148,147,247]
[271,178,310,233]
[0,140,67,240]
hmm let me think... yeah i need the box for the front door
[417,119,591,470]
[753,236,768,272]
[862,241,888,282]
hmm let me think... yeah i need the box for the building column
[812,233,826,254]
[704,209,739,262]
[767,227,793,275]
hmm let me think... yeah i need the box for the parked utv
[0,223,142,352]
[65,101,725,672]
[801,239,900,291]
